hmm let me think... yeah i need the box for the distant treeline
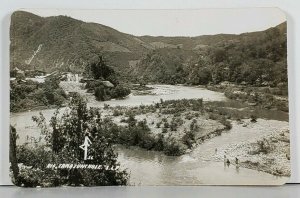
[134,24,287,88]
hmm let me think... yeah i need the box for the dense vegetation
[103,112,186,156]
[135,23,287,89]
[100,98,234,156]
[10,94,129,187]
[10,77,67,112]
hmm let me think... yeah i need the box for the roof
[102,81,114,88]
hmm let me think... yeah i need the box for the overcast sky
[22,8,286,37]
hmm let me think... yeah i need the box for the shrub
[156,122,161,128]
[111,85,131,99]
[256,138,272,154]
[94,85,106,101]
[250,115,257,123]
[126,113,137,127]
[103,104,110,109]
[220,118,232,130]
[190,119,199,131]
[162,128,168,133]
[208,113,219,120]
[113,109,123,116]
[182,130,195,149]
[170,117,178,131]
[154,134,164,151]
[163,138,184,156]
[16,145,52,168]
[163,122,169,129]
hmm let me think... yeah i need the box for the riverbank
[11,83,290,179]
[207,83,288,112]
[208,119,290,177]
[101,98,229,156]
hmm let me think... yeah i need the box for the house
[101,81,114,88]
[262,81,271,86]
[60,72,79,82]
[80,78,94,83]
[220,81,234,86]
[24,69,46,77]
[240,81,247,86]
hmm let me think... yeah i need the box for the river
[10,84,289,185]
[116,145,287,185]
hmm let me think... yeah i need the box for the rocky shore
[210,119,290,177]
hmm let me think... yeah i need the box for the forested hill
[135,22,287,86]
[11,11,287,86]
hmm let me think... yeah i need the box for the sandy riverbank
[207,119,290,176]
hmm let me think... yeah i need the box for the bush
[93,84,131,101]
[154,134,164,151]
[94,85,106,101]
[162,128,168,133]
[163,138,184,156]
[156,122,161,128]
[256,138,272,154]
[16,145,52,168]
[190,119,199,131]
[113,109,123,116]
[182,130,195,149]
[164,122,169,129]
[250,115,257,123]
[220,118,232,130]
[208,113,219,120]
[111,85,131,99]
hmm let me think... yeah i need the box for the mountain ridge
[10,11,287,85]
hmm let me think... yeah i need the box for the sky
[22,8,286,37]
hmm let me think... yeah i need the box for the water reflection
[236,165,240,174]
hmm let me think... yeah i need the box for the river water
[116,145,287,185]
[89,84,228,107]
[10,84,289,185]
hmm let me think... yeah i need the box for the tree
[211,63,225,84]
[31,94,128,186]
[10,126,20,185]
[90,56,116,83]
[94,85,106,101]
[213,48,227,63]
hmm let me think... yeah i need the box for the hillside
[136,23,287,86]
[10,11,287,86]
[10,11,151,75]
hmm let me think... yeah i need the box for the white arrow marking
[79,136,92,160]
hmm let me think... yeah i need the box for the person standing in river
[224,155,230,167]
[235,157,239,165]
[235,157,240,173]
[226,159,231,167]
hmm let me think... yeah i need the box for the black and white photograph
[9,8,290,186]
